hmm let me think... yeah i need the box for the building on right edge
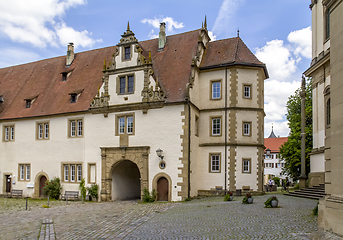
[304,0,343,235]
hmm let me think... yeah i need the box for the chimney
[66,42,74,66]
[159,22,166,49]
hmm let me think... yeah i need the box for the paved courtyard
[0,194,339,239]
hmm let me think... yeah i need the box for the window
[69,119,83,138]
[88,163,96,183]
[117,75,135,94]
[243,85,251,98]
[327,98,331,126]
[325,8,330,40]
[242,159,251,173]
[209,154,221,173]
[211,117,221,136]
[62,72,68,81]
[195,115,199,136]
[116,114,135,135]
[3,125,15,142]
[124,46,131,60]
[26,100,31,108]
[211,80,221,99]
[37,122,49,140]
[18,164,30,181]
[63,164,82,183]
[243,122,251,136]
[70,94,77,103]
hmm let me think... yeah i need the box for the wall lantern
[156,148,164,160]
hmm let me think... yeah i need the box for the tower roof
[268,125,277,138]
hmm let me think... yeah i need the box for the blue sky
[0,0,312,137]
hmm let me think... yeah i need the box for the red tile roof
[264,137,288,153]
[0,29,266,120]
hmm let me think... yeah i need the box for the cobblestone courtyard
[0,194,332,239]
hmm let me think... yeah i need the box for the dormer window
[69,89,83,103]
[124,46,131,60]
[62,72,68,81]
[26,100,32,108]
[117,75,134,94]
[24,95,38,108]
[70,94,77,103]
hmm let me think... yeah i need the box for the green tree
[279,79,312,180]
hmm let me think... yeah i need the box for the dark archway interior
[112,160,141,200]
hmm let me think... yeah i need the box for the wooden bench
[10,189,23,198]
[61,191,79,200]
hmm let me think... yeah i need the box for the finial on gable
[204,15,207,30]
[237,28,240,37]
[127,21,130,31]
[103,58,106,71]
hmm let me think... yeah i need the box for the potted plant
[224,191,234,201]
[264,196,278,208]
[242,193,253,204]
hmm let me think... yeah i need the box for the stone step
[283,185,326,200]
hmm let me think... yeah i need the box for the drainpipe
[186,83,191,199]
[224,67,228,194]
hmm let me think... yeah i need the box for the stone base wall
[308,172,325,187]
[318,196,343,237]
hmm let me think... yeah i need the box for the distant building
[263,127,288,184]
[0,20,268,201]
[304,0,343,235]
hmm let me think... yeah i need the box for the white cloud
[212,0,244,36]
[0,0,101,49]
[55,22,102,48]
[141,16,184,39]
[255,39,298,81]
[258,27,312,138]
[287,26,312,59]
[208,31,217,41]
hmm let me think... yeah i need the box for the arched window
[327,98,331,126]
[325,8,330,40]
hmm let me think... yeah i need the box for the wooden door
[157,177,168,201]
[5,175,11,193]
[39,176,47,197]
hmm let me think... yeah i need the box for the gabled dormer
[114,22,139,69]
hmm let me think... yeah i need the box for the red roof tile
[264,137,288,153]
[0,29,266,120]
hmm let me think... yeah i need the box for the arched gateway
[112,160,141,200]
[100,146,149,201]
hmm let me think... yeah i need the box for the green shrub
[273,177,281,187]
[224,192,233,201]
[79,178,86,201]
[43,178,62,200]
[242,193,252,204]
[293,183,299,190]
[313,203,318,216]
[264,196,278,208]
[142,188,157,203]
[87,184,99,201]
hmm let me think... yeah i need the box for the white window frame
[127,117,133,134]
[20,165,25,180]
[77,120,82,137]
[119,117,125,134]
[243,159,250,173]
[244,85,251,98]
[26,165,30,181]
[69,119,83,138]
[243,122,250,136]
[210,154,220,173]
[64,165,69,181]
[77,165,82,182]
[212,118,221,136]
[18,164,31,181]
[71,165,76,182]
[212,82,221,99]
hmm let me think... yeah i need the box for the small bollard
[47,196,49,207]
[26,197,28,210]
[66,196,68,205]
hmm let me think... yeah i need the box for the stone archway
[152,173,172,202]
[100,146,149,201]
[111,160,141,200]
[34,172,49,198]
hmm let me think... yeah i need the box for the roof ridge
[233,37,240,63]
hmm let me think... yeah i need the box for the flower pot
[230,195,233,201]
[271,200,278,208]
[247,197,253,204]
